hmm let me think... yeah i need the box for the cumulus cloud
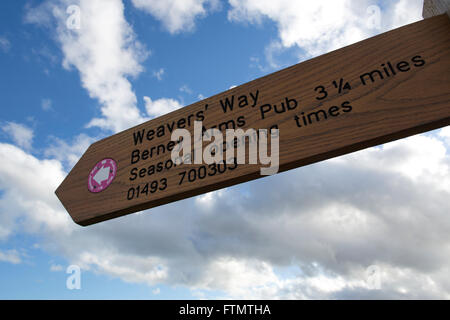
[143,96,183,118]
[390,0,425,29]
[25,0,149,133]
[152,287,161,295]
[24,0,210,133]
[0,143,72,240]
[0,249,22,264]
[228,0,424,63]
[7,0,449,299]
[179,84,193,95]
[1,122,34,150]
[131,0,220,33]
[152,68,165,81]
[44,133,96,168]
[1,127,450,299]
[50,264,64,272]
[439,127,450,146]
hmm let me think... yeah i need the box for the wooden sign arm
[55,2,450,226]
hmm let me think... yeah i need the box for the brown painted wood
[56,14,450,226]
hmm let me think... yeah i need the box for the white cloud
[152,287,161,295]
[179,84,192,95]
[32,46,58,66]
[5,0,450,299]
[439,127,450,146]
[228,0,423,63]
[41,98,52,111]
[390,0,424,29]
[0,36,11,53]
[195,190,225,209]
[0,249,22,264]
[25,0,215,133]
[152,68,165,81]
[263,40,284,69]
[1,122,34,150]
[330,134,450,191]
[0,143,72,238]
[50,264,63,272]
[26,0,149,133]
[131,0,220,34]
[198,257,281,298]
[72,250,168,285]
[143,96,183,118]
[25,0,206,133]
[1,127,450,299]
[44,133,96,168]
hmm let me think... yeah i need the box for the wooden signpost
[56,5,450,226]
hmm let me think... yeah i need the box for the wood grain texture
[56,14,450,226]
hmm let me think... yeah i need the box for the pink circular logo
[87,158,117,193]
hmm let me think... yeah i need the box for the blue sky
[1,0,450,299]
